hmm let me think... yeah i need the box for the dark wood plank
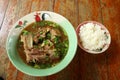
[0,47,9,80]
[53,0,78,28]
[6,62,18,80]
[77,0,108,80]
[78,0,103,22]
[31,0,54,12]
[31,0,41,12]
[0,0,18,48]
[0,0,16,80]
[0,0,9,29]
[100,0,120,80]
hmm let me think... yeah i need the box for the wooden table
[0,0,120,80]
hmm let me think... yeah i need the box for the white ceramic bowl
[76,21,111,54]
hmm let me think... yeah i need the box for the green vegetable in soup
[22,30,30,35]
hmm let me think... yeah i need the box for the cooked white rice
[79,23,108,51]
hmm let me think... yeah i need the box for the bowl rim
[6,11,78,76]
[76,21,111,54]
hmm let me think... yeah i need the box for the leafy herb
[63,40,69,48]
[39,36,43,42]
[40,31,43,34]
[35,21,46,27]
[33,21,60,28]
[55,40,69,59]
[34,64,41,69]
[34,63,52,69]
[22,30,29,35]
[53,36,60,44]
[43,40,49,45]
[49,23,59,27]
[49,42,53,47]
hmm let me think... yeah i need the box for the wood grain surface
[0,0,120,80]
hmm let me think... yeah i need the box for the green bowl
[6,11,77,76]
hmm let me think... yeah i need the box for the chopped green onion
[43,40,49,45]
[40,31,43,34]
[22,30,29,35]
[34,64,40,68]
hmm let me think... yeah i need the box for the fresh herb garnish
[22,30,30,35]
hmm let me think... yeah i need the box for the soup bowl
[6,11,77,76]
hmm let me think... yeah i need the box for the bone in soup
[17,21,69,69]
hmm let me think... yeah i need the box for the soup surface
[17,21,69,69]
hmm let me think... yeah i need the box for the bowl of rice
[76,21,111,54]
